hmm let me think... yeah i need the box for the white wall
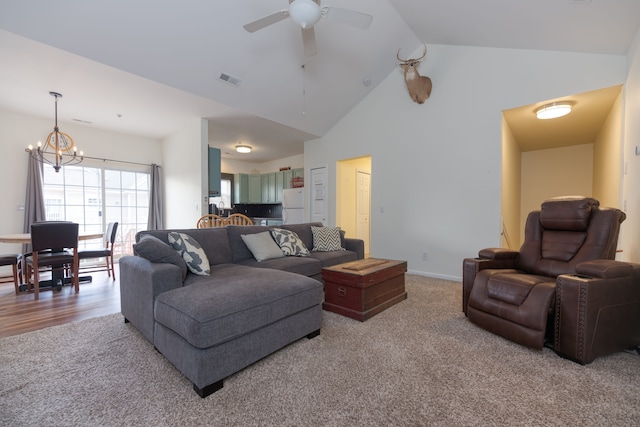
[161,118,207,228]
[220,153,304,175]
[305,44,627,280]
[0,108,162,254]
[621,28,640,262]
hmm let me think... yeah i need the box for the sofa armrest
[344,238,364,260]
[119,255,184,343]
[462,248,520,315]
[554,262,640,364]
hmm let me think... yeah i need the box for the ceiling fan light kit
[289,0,322,29]
[243,0,372,57]
[535,101,574,119]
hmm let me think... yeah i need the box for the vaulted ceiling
[1,0,639,162]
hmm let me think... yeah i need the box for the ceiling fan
[243,0,373,56]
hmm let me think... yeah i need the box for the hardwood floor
[0,265,121,339]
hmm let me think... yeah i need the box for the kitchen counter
[252,217,283,226]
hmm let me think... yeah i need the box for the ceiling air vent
[218,72,241,87]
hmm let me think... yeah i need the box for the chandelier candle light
[26,91,83,172]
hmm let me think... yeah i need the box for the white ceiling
[1,0,639,162]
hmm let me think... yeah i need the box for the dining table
[0,231,104,244]
[0,231,104,291]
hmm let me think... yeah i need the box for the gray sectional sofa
[119,222,364,397]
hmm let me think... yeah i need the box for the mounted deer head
[397,45,432,104]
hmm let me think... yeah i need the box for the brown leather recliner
[463,196,640,364]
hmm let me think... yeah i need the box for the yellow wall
[593,91,623,208]
[501,119,522,249]
[520,144,594,242]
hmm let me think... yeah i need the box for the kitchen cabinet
[248,174,262,203]
[235,169,303,204]
[208,147,221,196]
[261,172,276,203]
[283,169,293,190]
[283,168,304,189]
[233,173,249,203]
[275,171,285,203]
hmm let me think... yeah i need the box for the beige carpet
[1,275,639,427]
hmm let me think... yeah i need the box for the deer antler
[397,44,427,62]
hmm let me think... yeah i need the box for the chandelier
[26,91,83,172]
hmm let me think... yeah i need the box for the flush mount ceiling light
[535,102,574,120]
[236,145,252,154]
[289,0,322,29]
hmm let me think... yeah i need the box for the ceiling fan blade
[302,27,318,56]
[324,7,372,30]
[243,10,289,33]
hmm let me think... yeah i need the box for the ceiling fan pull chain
[301,64,307,115]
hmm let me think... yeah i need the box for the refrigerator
[282,188,305,224]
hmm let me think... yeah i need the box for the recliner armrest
[554,262,640,364]
[462,248,520,315]
[575,259,633,279]
[478,247,519,261]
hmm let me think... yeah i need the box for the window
[209,173,234,211]
[42,164,150,259]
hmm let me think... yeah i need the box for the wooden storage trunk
[322,258,407,321]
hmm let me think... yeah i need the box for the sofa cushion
[270,228,310,257]
[236,255,322,277]
[133,234,188,280]
[136,228,233,266]
[168,232,210,276]
[226,225,272,263]
[311,226,345,252]
[154,264,323,349]
[279,222,323,251]
[241,231,285,262]
[308,250,358,268]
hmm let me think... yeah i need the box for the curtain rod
[81,155,158,168]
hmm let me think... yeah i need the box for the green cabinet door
[233,173,249,203]
[248,174,261,203]
[275,171,285,203]
[208,147,221,196]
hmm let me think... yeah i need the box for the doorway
[337,156,372,257]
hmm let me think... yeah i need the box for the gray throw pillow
[311,226,346,252]
[270,228,310,257]
[168,232,210,276]
[241,231,285,262]
[133,234,188,280]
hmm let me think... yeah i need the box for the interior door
[310,166,328,225]
[356,170,371,256]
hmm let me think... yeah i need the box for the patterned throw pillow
[270,228,310,257]
[311,226,345,252]
[167,232,210,276]
[241,231,285,262]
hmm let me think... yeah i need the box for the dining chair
[196,214,226,228]
[25,222,80,300]
[78,222,119,280]
[0,253,21,295]
[225,213,253,226]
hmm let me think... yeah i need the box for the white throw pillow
[241,231,286,262]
